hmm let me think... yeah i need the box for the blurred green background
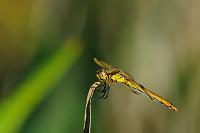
[0,0,200,133]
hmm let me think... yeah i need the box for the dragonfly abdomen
[150,92,178,112]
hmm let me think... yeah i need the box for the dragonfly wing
[130,86,149,96]
[94,58,115,70]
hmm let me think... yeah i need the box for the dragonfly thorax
[96,69,108,81]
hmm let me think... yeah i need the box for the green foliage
[0,38,84,133]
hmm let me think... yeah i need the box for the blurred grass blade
[0,37,84,133]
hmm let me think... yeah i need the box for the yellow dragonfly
[94,58,178,112]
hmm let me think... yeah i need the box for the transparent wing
[94,58,115,70]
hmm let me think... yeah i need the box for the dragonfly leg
[96,87,105,93]
[102,85,110,99]
[96,82,107,93]
[92,84,110,101]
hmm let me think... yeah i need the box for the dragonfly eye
[96,69,107,81]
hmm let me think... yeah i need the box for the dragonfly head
[96,69,107,81]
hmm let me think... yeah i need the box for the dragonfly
[93,58,178,112]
